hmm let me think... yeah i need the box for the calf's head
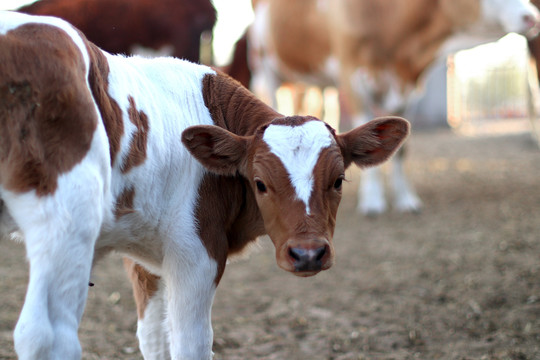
[182,116,409,276]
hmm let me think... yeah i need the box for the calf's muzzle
[280,238,333,276]
[289,246,327,272]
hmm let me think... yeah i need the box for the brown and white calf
[249,0,539,215]
[0,12,409,359]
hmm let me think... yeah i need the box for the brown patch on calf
[123,258,160,319]
[84,40,124,166]
[121,96,149,173]
[0,24,97,195]
[195,174,266,284]
[114,186,135,219]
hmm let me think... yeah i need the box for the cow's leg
[163,237,219,359]
[4,179,103,359]
[349,106,389,216]
[357,167,387,215]
[352,107,389,215]
[290,83,307,115]
[138,285,169,360]
[124,259,170,360]
[336,60,389,215]
[250,57,282,110]
[390,147,422,213]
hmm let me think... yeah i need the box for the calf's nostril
[314,246,326,261]
[289,247,304,262]
[288,246,327,272]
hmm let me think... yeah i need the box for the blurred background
[2,0,538,140]
[0,0,254,66]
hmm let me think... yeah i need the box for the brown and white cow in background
[527,0,540,80]
[0,11,409,359]
[250,0,539,215]
[17,0,216,63]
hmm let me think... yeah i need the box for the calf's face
[182,116,409,276]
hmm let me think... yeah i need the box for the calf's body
[0,12,409,359]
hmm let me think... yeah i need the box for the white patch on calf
[263,121,333,214]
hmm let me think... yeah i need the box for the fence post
[446,55,462,129]
[526,56,540,148]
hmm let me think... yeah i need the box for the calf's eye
[333,177,343,190]
[256,180,267,193]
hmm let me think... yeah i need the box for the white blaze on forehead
[263,120,334,214]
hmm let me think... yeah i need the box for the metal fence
[446,33,539,141]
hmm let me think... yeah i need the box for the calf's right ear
[182,125,249,176]
[337,116,410,169]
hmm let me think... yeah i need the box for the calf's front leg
[390,147,422,213]
[163,244,218,360]
[127,230,220,360]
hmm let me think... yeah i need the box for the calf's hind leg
[3,178,104,359]
[126,244,219,359]
[124,258,170,360]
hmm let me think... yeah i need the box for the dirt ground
[1,123,539,360]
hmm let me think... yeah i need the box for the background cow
[18,0,216,63]
[249,0,539,215]
[528,0,540,76]
[0,11,409,359]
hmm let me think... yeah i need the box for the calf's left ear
[338,116,410,169]
[182,125,249,175]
